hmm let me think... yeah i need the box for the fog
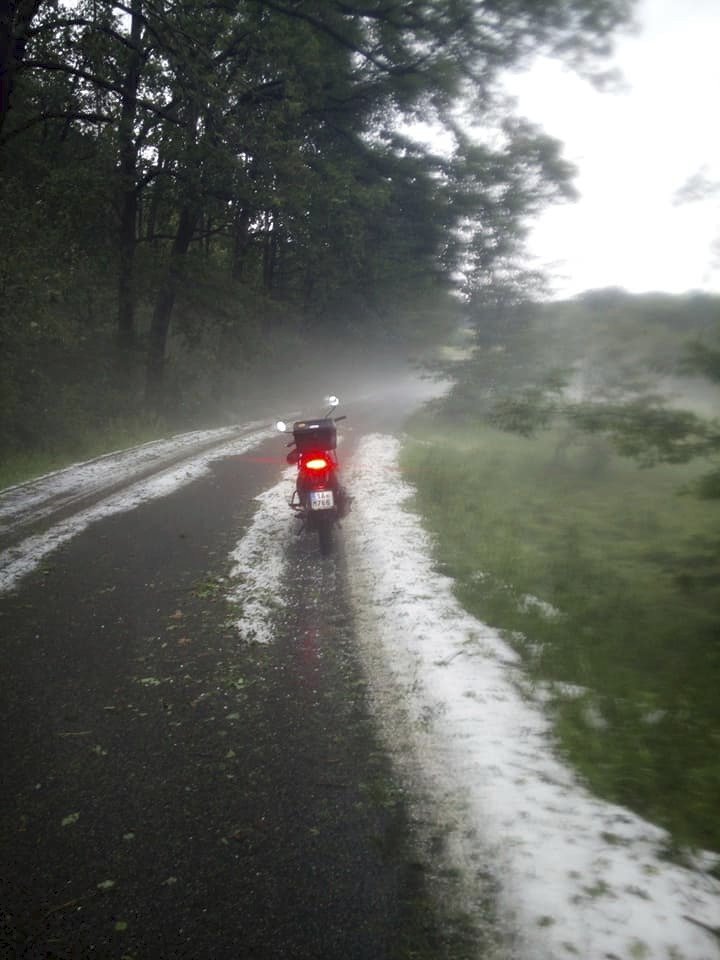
[216,338,450,433]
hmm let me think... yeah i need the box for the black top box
[292,418,337,451]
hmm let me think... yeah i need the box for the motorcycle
[276,396,350,556]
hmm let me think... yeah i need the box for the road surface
[4,370,719,960]
[0,373,476,960]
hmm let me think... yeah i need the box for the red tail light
[305,456,329,471]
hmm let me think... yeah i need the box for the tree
[456,291,720,498]
[1,0,638,444]
[115,0,143,352]
[0,0,43,135]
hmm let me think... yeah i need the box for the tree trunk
[117,185,139,350]
[0,0,42,138]
[232,207,250,280]
[116,0,142,352]
[145,204,198,409]
[145,169,164,242]
[303,267,315,312]
[262,210,276,293]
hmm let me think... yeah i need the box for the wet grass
[0,418,168,490]
[401,415,720,854]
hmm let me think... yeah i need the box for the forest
[1,0,635,475]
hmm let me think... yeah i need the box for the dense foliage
[448,288,720,496]
[1,0,634,456]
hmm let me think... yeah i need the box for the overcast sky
[504,0,720,299]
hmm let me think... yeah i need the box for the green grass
[0,418,171,491]
[401,414,720,854]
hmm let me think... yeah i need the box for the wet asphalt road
[0,389,472,959]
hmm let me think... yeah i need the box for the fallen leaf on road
[61,812,80,827]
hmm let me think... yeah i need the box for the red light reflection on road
[298,627,321,691]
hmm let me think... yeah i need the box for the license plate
[309,490,334,510]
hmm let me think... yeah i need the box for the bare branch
[28,17,142,53]
[20,59,181,124]
[248,0,393,73]
[1,109,114,143]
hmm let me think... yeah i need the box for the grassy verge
[0,418,170,491]
[401,412,720,855]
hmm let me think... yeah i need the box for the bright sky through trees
[504,0,720,299]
